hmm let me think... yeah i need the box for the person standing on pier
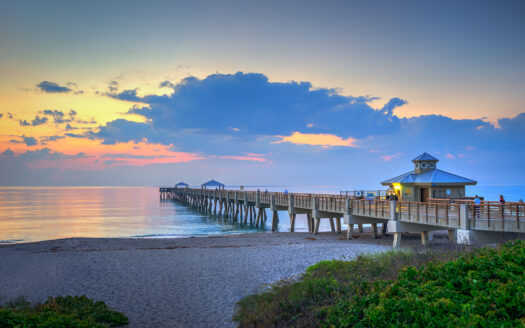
[499,195,506,204]
[474,195,481,218]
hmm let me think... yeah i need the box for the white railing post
[459,204,470,230]
[390,201,397,221]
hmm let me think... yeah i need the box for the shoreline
[0,232,456,328]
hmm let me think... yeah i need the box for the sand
[0,231,446,327]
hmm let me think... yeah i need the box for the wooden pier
[159,187,525,247]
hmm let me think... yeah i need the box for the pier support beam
[448,229,457,243]
[314,218,321,234]
[421,231,429,246]
[347,223,354,240]
[306,213,312,232]
[393,233,402,247]
[329,218,335,232]
[271,211,279,231]
[289,213,296,232]
[372,223,378,239]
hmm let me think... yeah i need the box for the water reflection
[0,187,270,244]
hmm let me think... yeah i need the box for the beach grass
[234,240,525,327]
[0,295,128,328]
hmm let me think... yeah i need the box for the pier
[159,187,525,247]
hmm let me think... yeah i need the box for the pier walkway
[160,187,525,247]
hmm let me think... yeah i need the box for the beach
[0,231,418,327]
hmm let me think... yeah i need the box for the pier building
[381,152,476,202]
[201,179,225,190]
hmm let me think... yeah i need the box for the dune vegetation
[234,240,524,327]
[0,295,128,328]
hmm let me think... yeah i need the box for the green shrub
[0,295,129,327]
[234,240,525,328]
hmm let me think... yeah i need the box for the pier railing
[163,187,525,233]
[397,201,461,228]
[468,203,525,232]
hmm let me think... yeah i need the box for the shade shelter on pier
[175,182,189,188]
[381,152,477,202]
[201,179,225,190]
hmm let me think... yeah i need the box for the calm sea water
[0,185,523,244]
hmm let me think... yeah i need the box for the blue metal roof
[201,179,225,187]
[381,169,476,185]
[412,152,439,162]
[175,182,189,187]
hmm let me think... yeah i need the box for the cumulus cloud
[89,72,525,163]
[36,81,72,93]
[121,72,403,138]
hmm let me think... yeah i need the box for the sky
[0,0,524,189]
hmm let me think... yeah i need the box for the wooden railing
[317,196,346,213]
[168,188,525,232]
[396,201,460,228]
[350,199,391,219]
[468,203,525,232]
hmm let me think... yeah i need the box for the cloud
[159,80,176,89]
[40,135,65,144]
[36,81,72,93]
[90,72,525,163]
[19,115,48,126]
[108,81,119,92]
[10,135,38,146]
[275,132,357,147]
[381,152,402,162]
[122,72,404,138]
[87,119,173,145]
[217,154,268,162]
[20,71,520,188]
[43,109,69,123]
[107,89,145,102]
[65,133,85,138]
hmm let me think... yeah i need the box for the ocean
[0,185,523,244]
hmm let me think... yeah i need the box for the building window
[404,188,413,196]
[415,163,419,169]
[421,162,427,169]
[429,162,434,168]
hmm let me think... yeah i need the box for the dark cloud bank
[97,72,524,150]
[2,72,524,186]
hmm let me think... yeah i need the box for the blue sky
[0,0,524,189]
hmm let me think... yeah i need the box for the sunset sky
[0,0,524,187]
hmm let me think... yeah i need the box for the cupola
[412,152,438,174]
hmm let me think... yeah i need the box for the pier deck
[159,187,525,246]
